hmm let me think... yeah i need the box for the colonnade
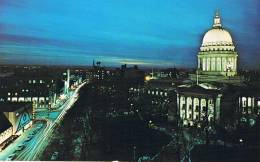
[198,56,237,73]
[178,95,216,125]
[239,96,260,114]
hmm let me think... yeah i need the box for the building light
[8,92,10,96]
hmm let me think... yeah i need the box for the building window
[33,80,36,84]
[8,92,11,96]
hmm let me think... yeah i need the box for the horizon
[0,0,260,69]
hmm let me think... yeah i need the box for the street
[0,81,86,161]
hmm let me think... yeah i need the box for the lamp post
[133,145,136,161]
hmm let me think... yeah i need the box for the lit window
[33,80,36,83]
[29,80,32,84]
[40,80,43,83]
[257,101,260,107]
[8,92,10,96]
[15,93,18,96]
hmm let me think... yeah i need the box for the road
[0,81,86,161]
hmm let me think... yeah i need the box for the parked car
[6,153,16,161]
[15,144,26,152]
[25,136,33,142]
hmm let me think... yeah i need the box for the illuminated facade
[198,10,238,77]
[176,84,222,126]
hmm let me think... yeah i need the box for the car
[30,130,38,135]
[15,145,25,152]
[6,153,16,161]
[25,136,33,142]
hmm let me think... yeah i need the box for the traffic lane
[0,121,46,160]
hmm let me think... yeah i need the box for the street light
[133,146,136,161]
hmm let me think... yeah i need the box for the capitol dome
[197,10,238,77]
[200,10,235,51]
[202,28,233,46]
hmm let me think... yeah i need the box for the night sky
[0,0,259,68]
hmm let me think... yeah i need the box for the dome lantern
[213,9,222,28]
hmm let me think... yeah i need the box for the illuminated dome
[202,28,233,46]
[200,10,235,52]
[197,10,238,77]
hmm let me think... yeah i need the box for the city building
[0,113,13,151]
[0,103,32,150]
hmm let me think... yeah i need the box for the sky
[0,0,259,68]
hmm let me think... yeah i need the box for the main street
[0,81,86,161]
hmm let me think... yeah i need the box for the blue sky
[0,0,259,68]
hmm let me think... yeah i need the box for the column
[238,97,242,113]
[177,94,180,117]
[220,57,224,71]
[206,98,209,123]
[207,58,210,71]
[185,97,188,119]
[246,97,248,115]
[234,57,237,72]
[213,99,216,123]
[191,97,194,121]
[199,98,201,121]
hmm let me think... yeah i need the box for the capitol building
[190,10,241,83]
[198,10,238,77]
[175,10,260,127]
